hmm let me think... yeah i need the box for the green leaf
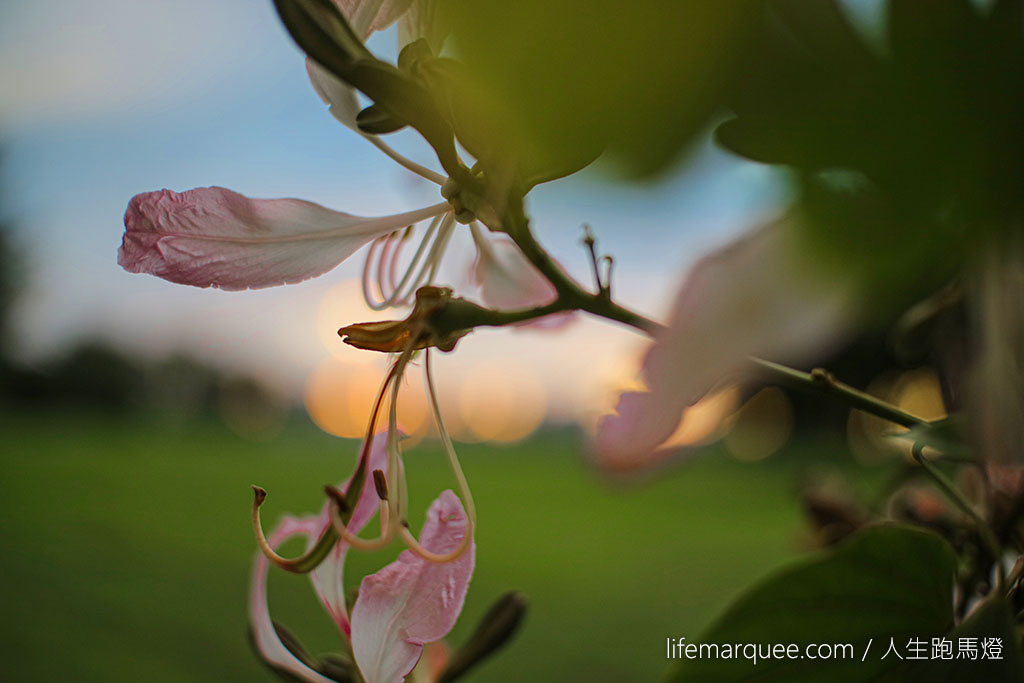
[446,0,760,178]
[668,523,956,682]
[274,0,460,178]
[355,104,406,135]
[910,596,1024,683]
[273,0,370,79]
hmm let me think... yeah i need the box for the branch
[749,358,927,428]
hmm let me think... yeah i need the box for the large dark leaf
[911,596,1024,683]
[444,0,760,179]
[669,524,956,682]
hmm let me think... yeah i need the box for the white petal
[307,58,363,130]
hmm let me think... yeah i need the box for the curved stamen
[386,214,442,306]
[387,228,414,294]
[362,236,387,309]
[323,359,405,550]
[375,230,401,301]
[325,485,396,551]
[426,214,457,284]
[386,347,417,523]
[426,349,478,525]
[250,486,339,574]
[394,348,476,564]
[363,214,449,311]
[253,362,400,570]
[365,135,446,186]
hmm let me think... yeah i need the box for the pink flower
[119,187,448,290]
[250,434,474,683]
[594,220,856,470]
[468,224,575,328]
[350,490,474,682]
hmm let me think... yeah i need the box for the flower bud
[436,591,528,682]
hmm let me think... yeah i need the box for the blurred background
[0,0,977,680]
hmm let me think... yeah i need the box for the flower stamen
[394,348,476,564]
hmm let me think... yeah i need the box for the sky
[0,0,787,438]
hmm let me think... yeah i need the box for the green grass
[0,413,808,682]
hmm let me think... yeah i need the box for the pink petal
[472,236,557,310]
[118,187,446,290]
[249,516,337,683]
[593,390,684,472]
[595,221,855,469]
[309,432,391,637]
[351,490,475,683]
[471,233,574,329]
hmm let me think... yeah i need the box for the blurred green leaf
[669,524,956,682]
[444,0,760,180]
[718,0,1024,308]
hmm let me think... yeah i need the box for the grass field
[1,413,809,681]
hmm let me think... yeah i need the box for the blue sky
[1,0,785,428]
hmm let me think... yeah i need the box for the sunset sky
[1,0,786,436]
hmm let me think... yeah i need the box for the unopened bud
[318,654,358,683]
[437,591,528,682]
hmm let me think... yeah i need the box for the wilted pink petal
[309,432,391,637]
[472,235,557,309]
[119,187,446,290]
[471,233,574,328]
[249,516,336,683]
[351,490,474,683]
[595,221,855,470]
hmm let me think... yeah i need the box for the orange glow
[847,368,947,462]
[458,359,547,443]
[305,358,382,438]
[661,386,742,449]
[724,387,793,462]
[316,280,389,363]
[305,356,431,441]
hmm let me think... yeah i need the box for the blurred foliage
[671,524,1024,682]
[442,0,760,179]
[0,338,285,432]
[0,146,24,363]
[439,0,1023,314]
[719,0,1024,307]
